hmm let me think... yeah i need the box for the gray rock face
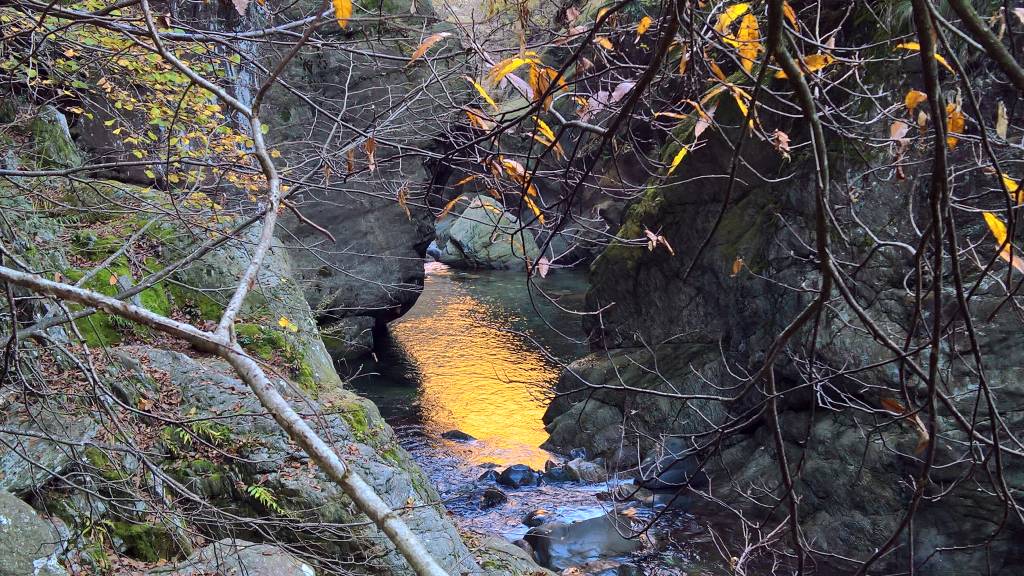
[0,403,100,495]
[114,346,478,575]
[434,195,541,270]
[565,458,607,483]
[148,539,315,576]
[0,490,68,576]
[525,513,643,571]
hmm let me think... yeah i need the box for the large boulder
[148,539,315,576]
[433,195,541,270]
[524,513,643,571]
[0,490,68,576]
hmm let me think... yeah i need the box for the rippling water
[349,262,589,469]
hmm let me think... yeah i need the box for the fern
[246,484,285,515]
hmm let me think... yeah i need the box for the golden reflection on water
[391,267,559,469]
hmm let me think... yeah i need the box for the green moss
[29,108,82,169]
[341,404,371,442]
[167,283,225,321]
[82,447,129,482]
[110,521,180,562]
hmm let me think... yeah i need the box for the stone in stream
[480,487,508,509]
[542,461,574,483]
[564,559,641,576]
[441,429,476,442]
[523,508,554,527]
[566,458,607,483]
[635,439,708,492]
[478,469,500,482]
[497,464,542,488]
[525,513,644,571]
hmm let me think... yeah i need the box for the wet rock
[480,487,508,509]
[543,460,574,483]
[635,439,708,492]
[525,513,644,571]
[611,485,655,505]
[567,458,607,483]
[498,464,542,488]
[523,508,554,527]
[475,534,556,576]
[147,538,314,576]
[478,469,500,482]
[0,490,69,576]
[562,559,640,576]
[441,429,476,442]
[434,195,541,270]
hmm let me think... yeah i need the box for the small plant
[245,483,285,515]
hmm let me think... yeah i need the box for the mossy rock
[110,520,182,562]
[28,106,82,169]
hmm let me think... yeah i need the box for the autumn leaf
[636,15,653,38]
[996,101,1008,139]
[365,137,377,172]
[983,212,1024,274]
[667,145,688,175]
[108,274,118,286]
[595,36,614,50]
[736,14,761,73]
[774,53,833,79]
[438,194,467,220]
[1000,173,1022,204]
[408,32,451,66]
[487,55,538,85]
[523,194,545,224]
[771,129,790,159]
[730,256,744,277]
[782,2,799,30]
[528,64,562,111]
[465,108,496,132]
[644,228,675,255]
[277,316,299,333]
[531,116,565,158]
[397,185,411,220]
[895,42,955,74]
[467,77,500,112]
[333,0,352,29]
[904,89,927,113]
[945,103,965,150]
[715,3,751,42]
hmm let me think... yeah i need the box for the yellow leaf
[487,56,537,85]
[438,194,466,220]
[667,145,688,175]
[983,212,1024,273]
[904,89,927,113]
[774,53,833,79]
[715,3,751,38]
[946,103,965,150]
[528,64,562,111]
[465,108,496,132]
[468,77,499,112]
[332,0,352,29]
[736,14,761,73]
[782,2,799,30]
[636,15,653,38]
[709,59,728,82]
[408,32,451,65]
[595,36,614,50]
[895,42,955,74]
[523,194,545,224]
[1001,174,1022,204]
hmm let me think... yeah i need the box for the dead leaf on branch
[644,228,675,255]
[408,32,451,66]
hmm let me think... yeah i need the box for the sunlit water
[347,263,715,570]
[348,263,610,535]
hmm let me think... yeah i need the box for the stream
[348,263,714,573]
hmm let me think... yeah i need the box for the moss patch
[110,520,180,562]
